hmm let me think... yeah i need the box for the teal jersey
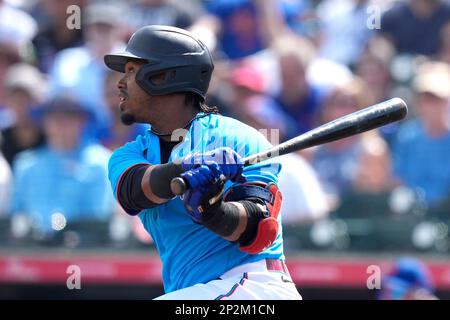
[108,113,284,293]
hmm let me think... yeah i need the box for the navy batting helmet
[104,25,214,101]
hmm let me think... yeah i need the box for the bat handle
[170,173,228,196]
[171,177,187,196]
[171,155,253,196]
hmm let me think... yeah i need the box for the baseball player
[105,25,301,300]
[378,258,438,300]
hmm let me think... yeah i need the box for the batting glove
[180,163,225,223]
[180,147,246,183]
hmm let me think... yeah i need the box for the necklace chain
[149,112,210,137]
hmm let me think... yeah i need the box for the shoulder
[52,47,90,68]
[0,5,37,37]
[108,132,153,171]
[12,147,46,173]
[211,113,247,126]
[111,132,151,156]
[82,143,112,166]
[211,114,274,151]
[207,113,268,138]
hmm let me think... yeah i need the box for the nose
[117,75,126,89]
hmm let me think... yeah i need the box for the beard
[120,113,136,126]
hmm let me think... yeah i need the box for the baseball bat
[170,97,408,196]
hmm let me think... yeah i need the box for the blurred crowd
[1,0,450,251]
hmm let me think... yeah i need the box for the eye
[125,65,135,74]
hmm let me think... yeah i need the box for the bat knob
[171,177,187,196]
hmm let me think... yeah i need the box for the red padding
[240,182,283,254]
[240,217,278,254]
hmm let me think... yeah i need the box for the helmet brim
[104,51,148,73]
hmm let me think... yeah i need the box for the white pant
[155,260,302,300]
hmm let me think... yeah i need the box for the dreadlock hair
[184,92,219,114]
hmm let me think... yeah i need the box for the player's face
[117,60,152,125]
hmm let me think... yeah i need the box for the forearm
[202,199,266,245]
[222,202,247,242]
[141,162,183,203]
[117,162,183,214]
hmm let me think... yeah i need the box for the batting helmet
[104,25,214,100]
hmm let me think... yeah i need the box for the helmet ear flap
[136,66,183,96]
[146,70,179,91]
[136,62,208,99]
[147,71,173,86]
[135,64,164,96]
[166,70,177,82]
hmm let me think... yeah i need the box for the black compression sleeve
[202,201,240,237]
[201,199,264,242]
[236,200,265,246]
[148,162,183,199]
[118,162,184,215]
[118,165,157,215]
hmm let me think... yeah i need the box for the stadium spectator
[0,0,37,105]
[356,37,396,105]
[271,35,326,138]
[0,63,47,165]
[125,0,194,34]
[230,64,267,114]
[438,20,450,64]
[47,2,125,141]
[11,96,114,237]
[379,0,450,56]
[332,131,396,220]
[224,63,296,139]
[1,0,450,299]
[311,76,374,204]
[225,64,330,224]
[191,0,311,60]
[356,37,401,145]
[278,153,330,225]
[316,0,375,66]
[30,0,85,73]
[352,132,395,194]
[392,61,450,207]
[0,135,11,216]
[378,257,438,300]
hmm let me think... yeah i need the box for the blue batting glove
[180,164,224,223]
[180,147,246,183]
